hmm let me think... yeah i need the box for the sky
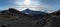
[0,0,60,13]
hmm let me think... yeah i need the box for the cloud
[0,0,59,13]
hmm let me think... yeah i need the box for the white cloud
[12,0,54,13]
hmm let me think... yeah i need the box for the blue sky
[0,0,60,13]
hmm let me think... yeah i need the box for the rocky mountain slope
[0,8,60,27]
[0,8,46,27]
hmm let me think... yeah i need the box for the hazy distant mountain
[0,8,48,16]
[22,8,48,17]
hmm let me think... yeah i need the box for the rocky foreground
[0,8,60,27]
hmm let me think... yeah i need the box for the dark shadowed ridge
[51,10,60,16]
[0,8,32,17]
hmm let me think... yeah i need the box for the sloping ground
[0,14,17,24]
[1,8,60,27]
[44,15,60,27]
[7,15,45,27]
[0,13,46,27]
[1,12,60,27]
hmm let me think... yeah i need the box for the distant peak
[24,8,31,11]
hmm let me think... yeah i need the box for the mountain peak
[22,8,48,16]
[22,8,32,13]
[24,8,31,11]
